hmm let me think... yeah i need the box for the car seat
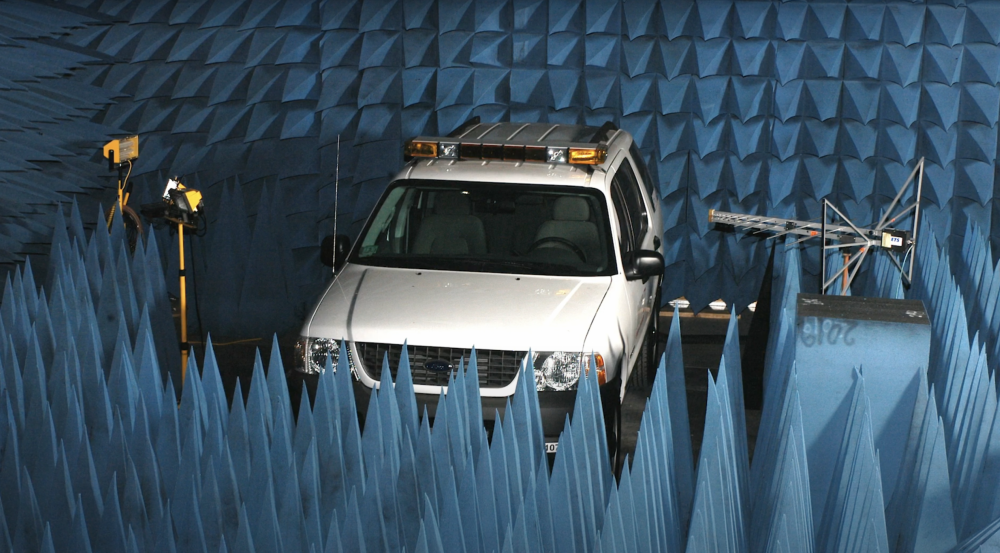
[533,196,600,263]
[413,192,487,254]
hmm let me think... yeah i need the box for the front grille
[355,342,528,388]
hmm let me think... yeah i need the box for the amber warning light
[405,139,607,166]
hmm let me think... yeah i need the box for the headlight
[534,352,605,391]
[293,337,343,375]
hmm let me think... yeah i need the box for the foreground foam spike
[178,350,207,452]
[144,231,180,386]
[722,309,751,515]
[266,334,293,442]
[272,406,307,553]
[95,259,127,365]
[122,454,148,544]
[887,378,957,553]
[33,292,55,372]
[549,414,585,553]
[233,504,256,553]
[437,464,465,553]
[340,489,367,553]
[173,479,209,553]
[246,350,273,442]
[816,371,890,553]
[71,494,93,553]
[394,342,418,440]
[156,378,182,492]
[298,440,324,552]
[475,430,499,553]
[114,245,139,336]
[134,307,163,423]
[227,379,251,503]
[465,350,486,462]
[510,359,541,482]
[2,338,25,431]
[663,307,694,534]
[201,336,228,428]
[686,369,747,553]
[759,372,814,553]
[45,206,71,296]
[12,467,43,553]
[201,466,225,553]
[294,381,316,468]
[361,374,385,478]
[571,359,610,534]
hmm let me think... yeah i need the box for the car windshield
[350,180,616,277]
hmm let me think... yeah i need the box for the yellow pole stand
[179,222,189,385]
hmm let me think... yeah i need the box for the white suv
[293,120,664,459]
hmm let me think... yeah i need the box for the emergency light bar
[404,138,608,165]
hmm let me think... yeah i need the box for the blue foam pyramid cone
[816,370,890,552]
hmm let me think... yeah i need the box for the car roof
[398,121,632,189]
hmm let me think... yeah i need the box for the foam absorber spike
[456,445,482,553]
[233,504,256,553]
[246,349,273,444]
[361,369,385,479]
[95,256,127,365]
[114,251,139,338]
[227,379,251,497]
[12,466,43,553]
[201,336,227,428]
[509,353,543,478]
[45,206,71,296]
[886,374,957,553]
[464,349,485,462]
[548,413,584,553]
[443,370,467,477]
[394,340,418,441]
[722,308,750,517]
[272,404,307,553]
[334,341,365,498]
[377,354,403,474]
[488,407,512,538]
[662,306,694,537]
[397,430,421,552]
[267,335,293,441]
[156,378,181,493]
[299,440,324,552]
[293,381,316,469]
[340,489,367,553]
[311,359,349,525]
[685,364,747,553]
[815,370,890,553]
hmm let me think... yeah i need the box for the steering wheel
[528,236,587,262]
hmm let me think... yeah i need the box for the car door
[609,156,654,379]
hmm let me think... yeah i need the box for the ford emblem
[424,359,453,372]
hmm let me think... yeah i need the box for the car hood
[307,265,611,352]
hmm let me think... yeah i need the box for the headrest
[434,192,471,215]
[553,196,590,221]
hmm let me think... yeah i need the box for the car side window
[610,181,633,257]
[629,142,658,205]
[612,158,648,245]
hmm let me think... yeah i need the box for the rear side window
[611,183,633,256]
[612,158,648,244]
[629,142,657,205]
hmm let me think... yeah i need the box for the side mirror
[321,234,351,270]
[625,250,664,281]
